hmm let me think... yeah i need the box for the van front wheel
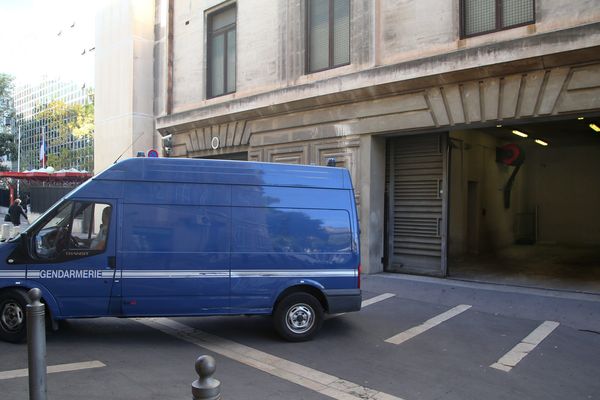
[273,293,323,342]
[0,289,28,343]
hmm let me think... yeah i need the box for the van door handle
[108,256,116,269]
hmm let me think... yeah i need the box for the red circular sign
[148,149,159,158]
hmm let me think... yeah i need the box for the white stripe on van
[0,271,26,279]
[22,269,355,280]
[121,270,229,278]
[231,269,357,278]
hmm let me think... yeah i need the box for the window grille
[462,0,534,37]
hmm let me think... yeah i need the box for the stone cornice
[156,22,600,134]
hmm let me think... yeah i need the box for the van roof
[94,158,353,189]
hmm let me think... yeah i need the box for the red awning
[0,171,92,183]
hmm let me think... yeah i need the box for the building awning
[0,171,92,183]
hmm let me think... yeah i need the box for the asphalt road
[1,274,599,400]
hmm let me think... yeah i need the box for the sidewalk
[0,205,39,239]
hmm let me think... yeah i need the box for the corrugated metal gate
[386,133,449,276]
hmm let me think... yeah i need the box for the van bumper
[324,289,362,313]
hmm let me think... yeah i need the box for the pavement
[0,273,598,400]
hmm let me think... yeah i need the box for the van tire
[273,293,323,342]
[0,289,29,343]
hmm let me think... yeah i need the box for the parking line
[0,361,106,380]
[136,317,406,400]
[384,304,472,345]
[362,293,395,308]
[329,293,396,319]
[490,321,560,372]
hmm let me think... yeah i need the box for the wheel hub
[286,304,314,334]
[1,302,24,332]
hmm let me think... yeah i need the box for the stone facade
[95,0,600,274]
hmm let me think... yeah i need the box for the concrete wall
[379,0,600,65]
[161,0,600,115]
[94,0,155,173]
[525,145,600,245]
[449,131,527,256]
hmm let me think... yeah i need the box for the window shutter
[309,0,330,72]
[332,0,350,66]
[210,33,225,97]
[226,30,236,93]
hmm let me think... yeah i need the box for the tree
[0,74,15,132]
[0,74,16,171]
[32,94,94,171]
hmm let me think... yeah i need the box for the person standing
[8,198,28,227]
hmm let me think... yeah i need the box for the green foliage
[0,74,16,167]
[32,95,94,171]
[0,133,17,160]
[0,73,15,136]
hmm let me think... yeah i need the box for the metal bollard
[192,355,221,400]
[27,288,47,400]
[1,223,11,240]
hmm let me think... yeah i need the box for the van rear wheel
[0,289,28,343]
[273,293,323,342]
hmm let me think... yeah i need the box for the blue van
[0,158,361,342]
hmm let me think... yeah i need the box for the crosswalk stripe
[0,361,106,380]
[490,321,559,372]
[136,317,407,400]
[384,304,472,345]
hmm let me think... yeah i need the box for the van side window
[232,208,352,253]
[34,202,112,259]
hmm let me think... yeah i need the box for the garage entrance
[447,117,600,293]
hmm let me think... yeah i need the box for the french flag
[39,134,47,168]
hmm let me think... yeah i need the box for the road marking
[362,293,396,308]
[136,317,406,400]
[490,321,560,372]
[329,293,396,319]
[384,304,472,345]
[0,361,106,380]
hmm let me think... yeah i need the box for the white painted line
[362,293,396,308]
[136,318,406,400]
[0,361,106,380]
[329,293,396,319]
[490,321,559,372]
[384,304,472,345]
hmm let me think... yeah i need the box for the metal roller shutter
[386,133,448,276]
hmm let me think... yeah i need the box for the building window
[207,5,236,98]
[461,0,534,38]
[306,0,350,73]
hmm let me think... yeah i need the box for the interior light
[512,130,528,138]
[590,123,600,132]
[577,117,584,120]
[535,139,549,146]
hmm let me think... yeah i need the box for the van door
[26,200,117,317]
[118,202,230,315]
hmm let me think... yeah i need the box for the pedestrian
[24,194,31,214]
[8,198,28,227]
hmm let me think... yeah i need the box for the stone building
[95,0,600,289]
